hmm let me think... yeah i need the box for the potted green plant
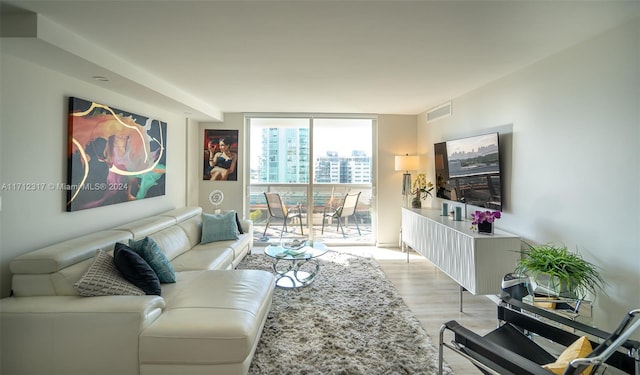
[514,243,605,301]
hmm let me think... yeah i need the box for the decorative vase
[477,221,493,235]
[529,274,574,299]
[411,195,422,208]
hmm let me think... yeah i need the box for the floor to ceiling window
[247,115,375,246]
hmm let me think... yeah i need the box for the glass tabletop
[521,294,594,325]
[264,240,328,260]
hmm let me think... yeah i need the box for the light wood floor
[340,246,499,374]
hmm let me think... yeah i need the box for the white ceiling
[3,1,640,121]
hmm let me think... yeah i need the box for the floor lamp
[395,154,419,207]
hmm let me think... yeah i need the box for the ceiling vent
[426,102,452,123]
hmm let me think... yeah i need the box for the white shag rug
[237,251,454,375]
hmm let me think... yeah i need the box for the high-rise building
[257,127,309,183]
[255,128,370,183]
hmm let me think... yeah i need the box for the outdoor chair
[325,186,347,213]
[321,191,361,238]
[438,291,640,375]
[263,192,304,240]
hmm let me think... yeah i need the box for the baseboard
[376,242,400,249]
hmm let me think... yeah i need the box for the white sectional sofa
[0,206,275,375]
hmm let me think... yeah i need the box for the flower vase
[411,195,422,208]
[477,221,493,235]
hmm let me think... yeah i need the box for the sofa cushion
[204,237,248,261]
[129,237,176,283]
[114,243,161,296]
[201,211,239,244]
[177,216,203,249]
[146,225,192,262]
[73,250,144,296]
[10,230,132,274]
[159,271,203,300]
[170,246,234,272]
[139,270,275,366]
[160,206,203,223]
[114,216,177,241]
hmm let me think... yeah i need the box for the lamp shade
[395,155,419,172]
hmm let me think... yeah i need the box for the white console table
[401,207,521,311]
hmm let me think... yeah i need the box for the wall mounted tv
[434,132,502,211]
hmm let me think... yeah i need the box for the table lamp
[394,154,419,196]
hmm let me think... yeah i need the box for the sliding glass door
[247,116,375,246]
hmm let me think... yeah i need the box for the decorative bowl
[281,239,306,251]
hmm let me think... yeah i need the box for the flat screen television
[434,132,502,211]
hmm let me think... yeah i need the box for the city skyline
[249,118,372,166]
[250,126,371,183]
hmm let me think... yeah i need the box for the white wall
[198,113,246,215]
[194,113,417,248]
[419,19,640,332]
[0,53,189,298]
[185,118,202,207]
[377,114,418,246]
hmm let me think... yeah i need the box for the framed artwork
[67,97,167,212]
[203,129,238,181]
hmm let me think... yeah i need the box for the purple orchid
[472,210,501,224]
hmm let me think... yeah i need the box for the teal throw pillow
[201,211,240,244]
[129,237,176,283]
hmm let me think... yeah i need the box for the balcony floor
[251,218,374,246]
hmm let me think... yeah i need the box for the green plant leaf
[515,242,605,299]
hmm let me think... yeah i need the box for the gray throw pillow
[74,249,145,297]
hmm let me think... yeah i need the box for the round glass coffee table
[264,240,328,288]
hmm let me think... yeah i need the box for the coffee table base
[272,258,320,288]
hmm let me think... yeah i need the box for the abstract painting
[203,129,238,181]
[67,97,167,211]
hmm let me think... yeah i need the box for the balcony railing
[248,183,374,246]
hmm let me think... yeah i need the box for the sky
[249,118,373,167]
